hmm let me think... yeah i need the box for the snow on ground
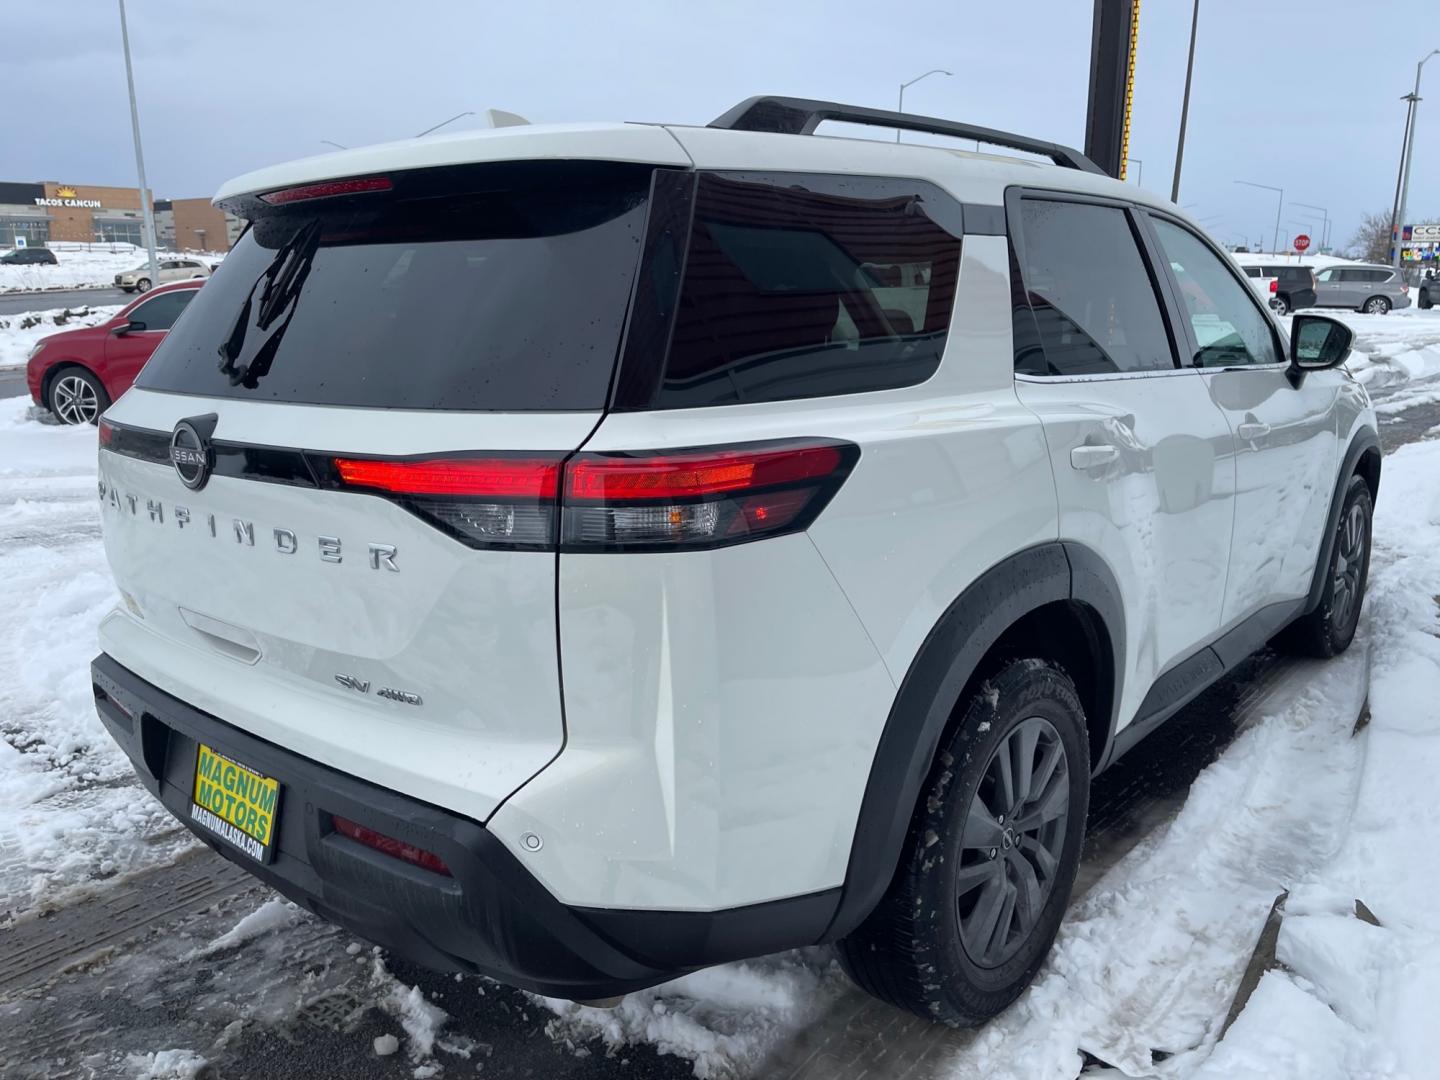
[0,304,123,371]
[0,244,225,294]
[0,396,194,923]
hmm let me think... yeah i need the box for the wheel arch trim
[822,540,1124,941]
[1304,427,1381,615]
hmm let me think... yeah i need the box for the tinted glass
[139,162,652,410]
[130,289,196,331]
[1243,267,1261,278]
[1151,217,1281,368]
[650,173,962,407]
[1014,199,1175,376]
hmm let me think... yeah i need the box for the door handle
[1236,421,1271,440]
[1070,444,1119,469]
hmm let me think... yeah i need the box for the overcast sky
[3,0,1435,253]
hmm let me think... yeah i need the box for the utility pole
[117,0,159,287]
[1394,51,1439,268]
[1171,0,1200,202]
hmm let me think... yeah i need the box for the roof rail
[708,96,1105,176]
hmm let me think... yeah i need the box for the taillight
[330,815,451,876]
[325,440,858,552]
[562,441,857,551]
[98,418,116,446]
[259,176,392,205]
[330,455,562,549]
[1269,279,1278,293]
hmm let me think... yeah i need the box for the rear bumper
[91,653,836,999]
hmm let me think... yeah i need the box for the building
[0,180,242,252]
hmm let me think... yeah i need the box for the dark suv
[0,246,58,265]
[1255,264,1317,315]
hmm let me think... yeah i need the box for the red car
[26,280,203,424]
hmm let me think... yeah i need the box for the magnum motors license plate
[191,743,280,863]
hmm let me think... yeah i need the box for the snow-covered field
[0,359,1438,1075]
[0,304,123,371]
[0,244,225,294]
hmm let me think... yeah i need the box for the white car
[114,257,211,293]
[1236,263,1280,309]
[90,96,1380,1026]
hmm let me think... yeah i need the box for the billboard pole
[1084,0,1139,180]
[117,0,160,288]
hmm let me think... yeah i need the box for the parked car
[1,246,58,265]
[1232,258,1318,315]
[1314,264,1410,314]
[26,280,203,424]
[89,96,1379,1027]
[1418,267,1437,309]
[1237,265,1280,309]
[114,257,211,293]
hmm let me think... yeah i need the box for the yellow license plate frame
[190,743,281,863]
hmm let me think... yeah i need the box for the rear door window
[1012,198,1177,376]
[138,162,653,411]
[642,172,963,408]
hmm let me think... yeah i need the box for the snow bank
[0,304,124,371]
[123,1048,209,1079]
[0,245,225,294]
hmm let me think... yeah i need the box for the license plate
[190,743,281,863]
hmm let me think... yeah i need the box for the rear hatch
[97,158,660,821]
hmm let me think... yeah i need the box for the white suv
[91,97,1380,1025]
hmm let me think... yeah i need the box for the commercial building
[0,180,241,253]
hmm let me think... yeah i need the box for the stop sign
[1294,234,1311,252]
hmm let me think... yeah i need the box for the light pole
[1126,157,1143,185]
[416,111,475,138]
[1292,201,1329,253]
[1235,180,1284,254]
[896,69,952,142]
[1392,49,1440,268]
[1171,0,1201,202]
[117,0,159,284]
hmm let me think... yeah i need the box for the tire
[1362,296,1390,314]
[121,286,136,294]
[1277,475,1373,658]
[1420,289,1432,310]
[47,367,110,425]
[836,658,1090,1026]
[1272,294,1290,317]
[135,277,152,293]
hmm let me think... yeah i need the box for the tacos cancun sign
[33,186,102,209]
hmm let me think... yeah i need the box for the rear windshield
[138,162,652,411]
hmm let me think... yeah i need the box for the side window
[1243,267,1261,278]
[1013,199,1176,376]
[1316,268,1335,282]
[1368,269,1394,283]
[1150,217,1282,368]
[652,172,963,407]
[129,289,196,332]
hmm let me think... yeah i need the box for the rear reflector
[260,176,393,205]
[331,814,451,876]
[326,440,858,552]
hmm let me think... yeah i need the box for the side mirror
[110,319,145,336]
[1287,314,1353,388]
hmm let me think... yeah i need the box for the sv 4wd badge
[335,673,423,706]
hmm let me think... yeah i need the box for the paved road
[0,287,130,315]
[0,369,26,401]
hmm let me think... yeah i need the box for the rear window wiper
[217,220,322,387]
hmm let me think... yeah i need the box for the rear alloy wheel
[135,277,152,293]
[1277,475,1373,658]
[837,658,1089,1026]
[1272,295,1290,317]
[1363,296,1390,314]
[48,368,109,425]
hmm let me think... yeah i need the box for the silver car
[114,257,211,294]
[1313,264,1411,314]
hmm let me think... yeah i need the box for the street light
[1235,179,1284,254]
[1391,49,1440,268]
[416,111,475,138]
[117,0,159,285]
[896,69,952,142]
[1292,201,1329,253]
[1126,158,1143,185]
